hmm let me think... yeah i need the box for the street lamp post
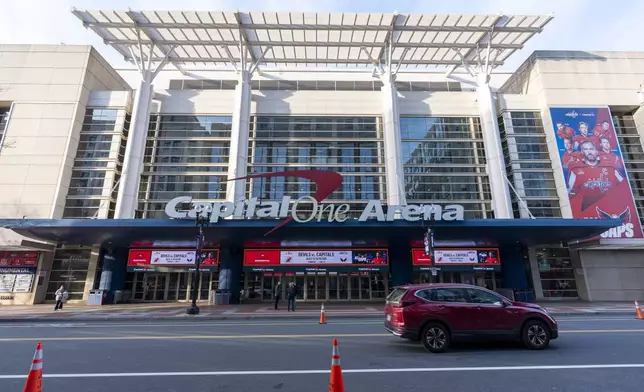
[187,211,211,315]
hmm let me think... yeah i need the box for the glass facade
[401,117,493,219]
[138,115,233,218]
[535,247,578,298]
[500,112,562,218]
[613,113,644,227]
[247,116,385,218]
[45,247,92,301]
[63,109,129,218]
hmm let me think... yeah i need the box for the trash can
[220,290,230,305]
[88,289,109,305]
[213,290,231,305]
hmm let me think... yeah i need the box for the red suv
[384,283,558,353]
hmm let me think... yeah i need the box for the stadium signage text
[165,196,465,224]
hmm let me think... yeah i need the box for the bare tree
[1,140,15,149]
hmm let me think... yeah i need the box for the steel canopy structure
[69,9,554,225]
[71,10,553,71]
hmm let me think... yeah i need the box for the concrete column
[82,248,101,301]
[381,74,406,207]
[527,247,544,300]
[114,75,154,218]
[476,75,513,218]
[226,71,252,203]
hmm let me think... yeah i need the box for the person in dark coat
[273,281,282,310]
[287,282,299,312]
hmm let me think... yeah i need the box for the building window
[535,247,578,298]
[500,112,562,219]
[138,115,233,219]
[401,117,492,219]
[45,248,92,301]
[64,109,129,219]
[0,108,10,153]
[248,116,385,219]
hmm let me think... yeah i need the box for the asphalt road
[1,316,644,391]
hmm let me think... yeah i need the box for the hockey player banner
[550,107,643,239]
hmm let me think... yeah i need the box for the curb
[0,311,636,323]
[0,313,383,323]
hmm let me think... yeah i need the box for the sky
[1,0,643,71]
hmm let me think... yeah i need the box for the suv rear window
[386,287,408,304]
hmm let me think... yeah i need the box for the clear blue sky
[1,0,642,70]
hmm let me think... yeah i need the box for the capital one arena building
[0,10,643,306]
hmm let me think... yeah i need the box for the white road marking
[0,316,639,329]
[2,364,644,379]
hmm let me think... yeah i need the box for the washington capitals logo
[596,206,631,224]
[583,172,612,193]
[230,170,343,235]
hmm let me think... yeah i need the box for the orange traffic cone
[635,301,644,320]
[329,339,344,392]
[319,303,327,324]
[23,342,43,392]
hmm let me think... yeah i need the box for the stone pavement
[0,301,639,322]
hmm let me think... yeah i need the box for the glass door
[167,273,179,301]
[328,274,338,300]
[359,274,370,300]
[133,273,145,300]
[262,274,273,301]
[306,274,315,300]
[316,275,327,300]
[338,274,348,300]
[178,273,188,300]
[349,274,360,300]
[371,272,387,299]
[154,274,167,301]
[295,275,305,300]
[144,274,155,301]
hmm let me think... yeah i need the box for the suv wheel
[421,322,450,353]
[522,320,550,350]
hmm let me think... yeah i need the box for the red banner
[412,249,433,266]
[0,252,39,267]
[127,249,219,271]
[412,248,501,266]
[244,249,281,266]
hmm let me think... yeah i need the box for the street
[0,316,643,391]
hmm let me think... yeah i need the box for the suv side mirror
[502,300,512,307]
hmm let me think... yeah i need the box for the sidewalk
[0,301,639,322]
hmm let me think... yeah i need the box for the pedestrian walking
[53,285,68,311]
[287,282,299,312]
[273,281,282,310]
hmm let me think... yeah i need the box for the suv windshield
[386,287,408,304]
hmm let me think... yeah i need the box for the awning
[0,218,621,248]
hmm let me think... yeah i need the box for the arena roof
[72,10,553,71]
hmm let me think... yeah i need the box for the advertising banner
[127,249,219,272]
[0,266,35,293]
[549,107,643,239]
[244,249,388,272]
[0,252,39,267]
[280,250,352,265]
[412,248,501,271]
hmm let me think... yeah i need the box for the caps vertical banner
[549,106,643,239]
